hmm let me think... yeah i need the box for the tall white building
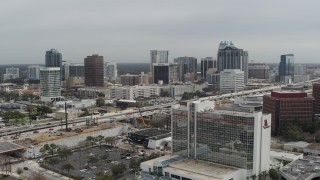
[150,50,169,74]
[27,65,40,80]
[3,67,19,80]
[220,69,245,93]
[104,62,118,81]
[40,67,62,102]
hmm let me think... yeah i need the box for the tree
[87,156,99,165]
[86,136,96,147]
[40,143,58,156]
[57,146,73,160]
[269,168,279,180]
[37,106,52,116]
[111,162,127,176]
[96,135,105,148]
[149,152,160,160]
[16,167,23,175]
[80,108,90,117]
[61,163,74,173]
[96,98,105,107]
[105,136,117,147]
[129,159,140,171]
[282,126,304,141]
[47,158,60,166]
[250,174,257,180]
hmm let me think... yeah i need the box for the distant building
[40,67,62,102]
[153,64,169,85]
[104,62,118,81]
[169,63,184,83]
[206,68,220,89]
[220,69,244,93]
[174,57,197,81]
[45,49,62,81]
[248,62,270,80]
[279,54,294,84]
[217,41,249,83]
[84,54,104,87]
[294,64,306,75]
[200,57,214,79]
[263,91,314,135]
[169,83,207,97]
[120,74,140,86]
[150,50,169,74]
[27,65,40,80]
[64,63,84,80]
[314,82,320,115]
[3,67,20,81]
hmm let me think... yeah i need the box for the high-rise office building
[27,65,40,80]
[150,50,169,74]
[174,57,197,81]
[313,82,320,115]
[220,69,245,93]
[120,74,140,86]
[248,62,270,80]
[104,62,118,81]
[294,64,306,75]
[217,41,248,84]
[63,63,84,80]
[45,49,62,82]
[171,100,271,176]
[279,54,294,84]
[263,91,314,135]
[40,67,61,102]
[169,63,184,83]
[200,57,214,79]
[84,54,104,87]
[153,64,169,85]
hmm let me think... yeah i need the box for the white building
[40,67,62,102]
[27,65,40,80]
[294,64,306,75]
[104,62,118,81]
[169,83,207,97]
[220,69,245,93]
[3,67,19,81]
[110,85,161,100]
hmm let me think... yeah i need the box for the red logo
[263,119,270,129]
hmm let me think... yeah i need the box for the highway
[0,103,175,138]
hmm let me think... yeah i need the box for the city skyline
[1,0,320,64]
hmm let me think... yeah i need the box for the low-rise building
[304,143,320,156]
[283,141,310,153]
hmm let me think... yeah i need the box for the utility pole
[65,101,68,130]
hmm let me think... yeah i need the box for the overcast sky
[1,0,320,64]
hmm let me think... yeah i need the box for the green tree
[105,136,117,147]
[16,167,23,175]
[282,126,304,141]
[86,136,96,147]
[96,98,105,107]
[57,146,73,160]
[80,108,90,117]
[111,162,127,176]
[96,174,114,180]
[40,143,58,156]
[47,158,60,166]
[100,154,109,160]
[96,135,105,148]
[269,168,278,180]
[149,152,160,160]
[61,163,74,173]
[129,159,140,171]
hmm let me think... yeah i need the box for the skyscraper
[200,57,214,79]
[45,49,62,68]
[278,54,294,84]
[153,64,169,84]
[220,69,245,93]
[174,57,197,81]
[313,82,320,115]
[217,41,249,83]
[171,100,271,176]
[150,50,169,74]
[84,54,104,87]
[40,67,61,102]
[104,62,118,81]
[248,62,270,80]
[27,65,40,80]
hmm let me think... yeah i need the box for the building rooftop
[280,156,320,180]
[0,141,24,154]
[165,159,240,180]
[141,155,182,168]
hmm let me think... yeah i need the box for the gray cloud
[1,0,320,64]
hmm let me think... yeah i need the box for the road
[11,160,71,180]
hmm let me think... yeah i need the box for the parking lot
[43,145,143,179]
